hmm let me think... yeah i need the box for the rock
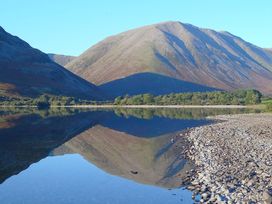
[263,191,272,203]
[201,193,208,200]
[187,186,195,191]
[182,113,272,203]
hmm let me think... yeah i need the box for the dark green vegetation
[0,89,264,108]
[267,104,272,111]
[114,90,262,106]
[0,94,103,109]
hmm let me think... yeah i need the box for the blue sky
[0,0,271,56]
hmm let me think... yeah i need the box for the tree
[114,96,122,105]
[143,94,154,104]
[245,90,262,105]
[36,94,50,109]
[112,89,263,106]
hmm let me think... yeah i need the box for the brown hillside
[67,21,272,94]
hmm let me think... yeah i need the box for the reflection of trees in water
[113,108,261,120]
[0,107,262,121]
[0,107,89,118]
[0,107,261,131]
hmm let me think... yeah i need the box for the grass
[261,97,272,103]
[260,98,272,112]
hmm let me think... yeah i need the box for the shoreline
[63,105,247,109]
[181,113,272,203]
[0,105,247,109]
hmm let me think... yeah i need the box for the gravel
[181,113,272,203]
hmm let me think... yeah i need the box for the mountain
[66,21,272,95]
[48,53,76,66]
[99,72,218,98]
[0,26,101,99]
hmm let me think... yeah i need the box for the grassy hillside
[66,21,272,95]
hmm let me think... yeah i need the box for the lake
[0,108,259,204]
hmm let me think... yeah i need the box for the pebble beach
[181,114,272,203]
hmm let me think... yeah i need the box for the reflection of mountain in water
[53,125,193,188]
[0,110,100,183]
[97,111,209,137]
[0,108,248,187]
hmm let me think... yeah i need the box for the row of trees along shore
[0,94,98,109]
[113,90,262,105]
[0,89,266,108]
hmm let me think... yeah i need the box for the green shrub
[266,103,272,111]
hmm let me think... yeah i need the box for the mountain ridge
[66,21,272,95]
[0,26,102,99]
[48,53,76,66]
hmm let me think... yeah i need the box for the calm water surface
[0,108,258,204]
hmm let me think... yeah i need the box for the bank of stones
[182,114,272,203]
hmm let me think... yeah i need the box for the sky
[0,0,271,56]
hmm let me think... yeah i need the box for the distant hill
[48,53,76,66]
[99,72,218,99]
[0,26,102,99]
[67,21,272,95]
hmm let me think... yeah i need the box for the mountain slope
[265,48,272,57]
[67,21,272,95]
[99,72,218,98]
[48,53,76,66]
[0,26,102,99]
